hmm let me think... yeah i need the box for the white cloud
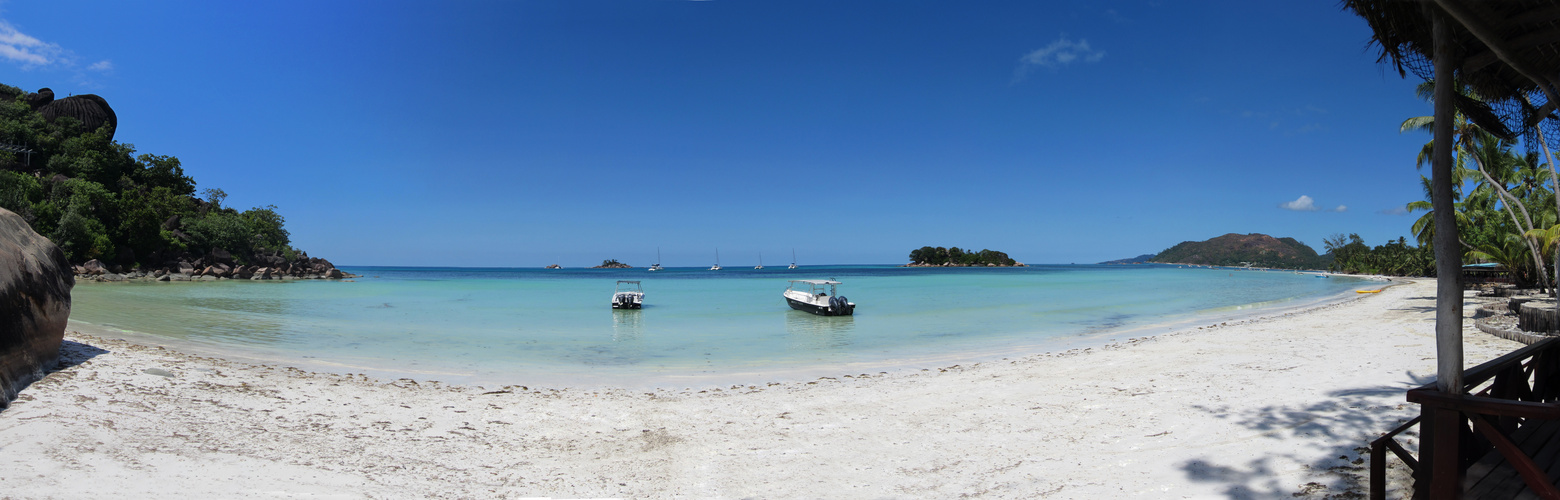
[1014,36,1105,81]
[0,20,62,67]
[1280,195,1318,211]
[87,60,112,72]
[1379,206,1410,216]
[1330,205,1348,212]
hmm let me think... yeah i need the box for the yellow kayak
[1357,289,1382,294]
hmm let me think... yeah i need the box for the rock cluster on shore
[0,207,73,409]
[72,249,357,283]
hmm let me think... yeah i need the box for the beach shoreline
[0,279,1517,498]
[58,273,1393,391]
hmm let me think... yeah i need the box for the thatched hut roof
[1346,0,1560,144]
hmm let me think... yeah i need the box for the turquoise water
[67,265,1372,387]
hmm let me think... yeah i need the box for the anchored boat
[784,280,854,316]
[611,280,644,309]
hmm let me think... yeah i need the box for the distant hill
[1151,233,1327,269]
[1098,254,1157,265]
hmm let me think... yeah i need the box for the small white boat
[649,248,663,271]
[788,249,798,269]
[611,280,644,309]
[784,280,854,316]
[710,248,722,271]
[755,253,764,270]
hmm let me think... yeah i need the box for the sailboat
[755,253,764,270]
[710,248,722,271]
[788,249,798,269]
[649,248,663,271]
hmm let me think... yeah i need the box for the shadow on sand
[1179,371,1434,498]
[0,339,110,415]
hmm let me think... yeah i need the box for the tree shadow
[1180,372,1434,498]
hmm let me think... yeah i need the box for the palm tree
[1403,84,1553,292]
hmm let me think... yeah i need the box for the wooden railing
[1371,337,1560,499]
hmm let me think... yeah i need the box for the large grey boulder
[0,207,73,409]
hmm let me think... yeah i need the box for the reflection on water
[553,309,648,368]
[611,309,643,342]
[785,310,856,351]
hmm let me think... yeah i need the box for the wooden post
[1432,5,1463,396]
[1428,9,1464,498]
[1430,407,1463,500]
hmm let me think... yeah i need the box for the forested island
[1150,233,1328,269]
[905,246,1024,267]
[592,259,631,269]
[0,84,348,280]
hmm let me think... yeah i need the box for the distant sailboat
[649,248,663,271]
[788,249,798,269]
[755,253,764,270]
[710,249,722,271]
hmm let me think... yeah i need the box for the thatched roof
[1346,0,1560,144]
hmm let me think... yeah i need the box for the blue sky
[0,1,1440,266]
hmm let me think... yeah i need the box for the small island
[545,264,562,269]
[903,246,1024,267]
[591,259,631,269]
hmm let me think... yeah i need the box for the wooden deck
[1463,418,1560,498]
[1371,337,1560,499]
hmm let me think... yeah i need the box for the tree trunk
[1470,153,1548,291]
[1533,124,1560,321]
[1432,13,1463,395]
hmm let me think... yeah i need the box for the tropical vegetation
[1393,80,1560,289]
[1323,234,1435,276]
[0,82,301,267]
[907,246,1019,266]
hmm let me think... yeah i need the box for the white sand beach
[0,280,1524,498]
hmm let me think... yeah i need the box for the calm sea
[67,265,1373,388]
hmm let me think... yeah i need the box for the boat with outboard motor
[783,280,854,316]
[611,280,644,309]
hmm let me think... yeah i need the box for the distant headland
[1100,233,1328,270]
[903,246,1024,267]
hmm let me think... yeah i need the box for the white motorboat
[611,280,644,309]
[784,280,854,316]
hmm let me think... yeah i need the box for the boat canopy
[788,280,841,285]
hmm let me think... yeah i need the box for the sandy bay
[0,280,1523,498]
